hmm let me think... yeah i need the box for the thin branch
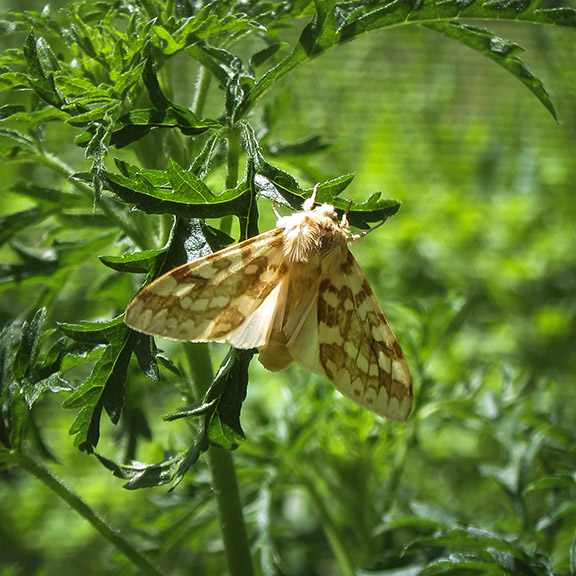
[17,452,164,576]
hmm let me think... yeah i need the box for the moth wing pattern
[125,228,288,347]
[315,248,413,421]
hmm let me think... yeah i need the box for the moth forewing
[125,228,288,344]
[125,193,413,421]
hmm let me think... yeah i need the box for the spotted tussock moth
[125,185,412,421]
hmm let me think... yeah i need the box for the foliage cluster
[1,1,575,575]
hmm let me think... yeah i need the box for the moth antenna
[303,183,321,211]
[348,217,388,241]
[341,200,353,227]
[271,199,282,219]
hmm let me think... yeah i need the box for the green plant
[1,1,576,575]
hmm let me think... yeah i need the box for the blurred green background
[1,3,575,576]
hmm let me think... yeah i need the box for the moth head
[302,183,349,231]
[311,203,341,225]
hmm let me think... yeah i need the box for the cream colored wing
[315,248,412,421]
[258,260,322,373]
[125,228,288,347]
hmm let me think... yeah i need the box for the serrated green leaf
[60,345,106,376]
[268,134,335,157]
[423,21,557,121]
[0,71,30,90]
[13,308,47,381]
[58,315,125,342]
[0,313,69,453]
[100,342,132,424]
[118,107,209,130]
[252,157,303,207]
[419,556,510,575]
[236,2,341,117]
[25,107,69,127]
[9,183,86,208]
[164,397,219,421]
[0,207,54,247]
[114,157,169,187]
[22,33,45,80]
[68,402,104,452]
[23,33,63,108]
[63,324,132,452]
[207,416,245,452]
[0,127,38,155]
[184,44,237,85]
[155,3,263,56]
[95,440,206,490]
[203,348,253,450]
[66,102,118,127]
[115,219,226,285]
[105,162,253,218]
[160,348,252,452]
[95,451,182,488]
[410,527,539,568]
[54,213,115,230]
[167,158,215,201]
[160,217,235,271]
[141,53,170,109]
[250,42,287,69]
[63,349,118,411]
[190,128,228,178]
[7,395,28,453]
[525,473,576,493]
[254,167,400,226]
[131,333,160,382]
[55,75,111,99]
[99,248,168,273]
[153,25,184,55]
[183,219,236,257]
[346,193,401,229]
[0,322,14,395]
[238,0,576,119]
[112,59,146,98]
[0,104,26,118]
[110,107,219,148]
[36,334,68,374]
[84,122,108,161]
[34,35,60,72]
[22,373,71,408]
[8,232,117,279]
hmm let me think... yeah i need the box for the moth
[125,185,412,421]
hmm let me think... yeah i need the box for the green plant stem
[17,452,163,576]
[226,126,241,191]
[191,64,212,117]
[186,343,255,576]
[182,94,254,575]
[208,445,254,576]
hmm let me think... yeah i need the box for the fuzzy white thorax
[276,203,348,264]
